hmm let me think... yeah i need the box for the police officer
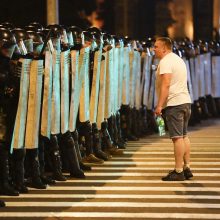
[0,28,19,196]
[47,24,85,178]
[9,28,31,193]
[86,27,111,161]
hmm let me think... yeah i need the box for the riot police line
[0,22,220,208]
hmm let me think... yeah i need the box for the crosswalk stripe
[0,212,220,219]
[83,172,220,176]
[6,201,220,208]
[111,157,220,160]
[124,151,220,154]
[127,142,220,145]
[97,161,220,165]
[31,186,220,191]
[3,194,220,199]
[57,179,220,183]
[92,167,220,170]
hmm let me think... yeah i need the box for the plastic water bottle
[156,116,166,136]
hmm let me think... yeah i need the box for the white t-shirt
[156,52,191,107]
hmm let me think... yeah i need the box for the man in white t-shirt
[154,37,193,181]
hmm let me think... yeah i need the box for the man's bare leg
[172,137,185,172]
[183,136,191,168]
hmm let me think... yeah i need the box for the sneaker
[82,154,104,165]
[107,146,124,156]
[184,167,193,179]
[162,170,185,181]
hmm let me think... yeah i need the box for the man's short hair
[156,37,172,50]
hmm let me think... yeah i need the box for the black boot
[193,100,203,122]
[78,121,104,165]
[49,135,66,181]
[72,130,92,171]
[198,96,211,119]
[215,98,220,116]
[189,104,197,126]
[25,149,47,189]
[115,111,127,148]
[120,105,138,141]
[107,115,121,147]
[62,131,85,178]
[38,137,56,185]
[0,200,5,207]
[131,108,142,139]
[92,123,110,161]
[141,106,150,135]
[112,114,126,149]
[206,95,218,117]
[12,148,28,193]
[0,147,19,196]
[101,120,123,156]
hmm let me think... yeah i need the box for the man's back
[158,52,191,107]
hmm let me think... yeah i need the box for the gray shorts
[164,103,191,139]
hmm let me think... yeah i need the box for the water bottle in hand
[156,116,166,136]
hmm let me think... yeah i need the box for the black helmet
[47,24,68,47]
[12,28,27,41]
[82,30,96,50]
[69,26,83,46]
[26,31,44,55]
[87,27,102,38]
[60,25,69,45]
[29,22,44,32]
[0,28,17,58]
[25,24,41,32]
[47,24,62,38]
[123,35,132,47]
[12,28,29,55]
[82,30,95,43]
[102,32,111,46]
[1,22,15,30]
[199,40,209,54]
[209,40,220,55]
[87,27,103,47]
[26,31,43,45]
[46,25,62,51]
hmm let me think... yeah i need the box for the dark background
[0,0,214,41]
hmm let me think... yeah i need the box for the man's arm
[155,73,171,115]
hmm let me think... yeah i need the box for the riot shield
[69,46,90,131]
[212,56,220,97]
[195,55,205,98]
[118,45,124,109]
[129,50,136,108]
[89,48,102,124]
[189,58,198,100]
[104,48,114,119]
[25,59,43,149]
[184,58,194,102]
[134,52,142,110]
[60,49,70,134]
[97,53,107,130]
[122,47,130,105]
[51,50,61,135]
[203,52,212,95]
[143,54,153,107]
[79,48,90,122]
[113,47,119,113]
[11,58,31,151]
[41,51,53,138]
